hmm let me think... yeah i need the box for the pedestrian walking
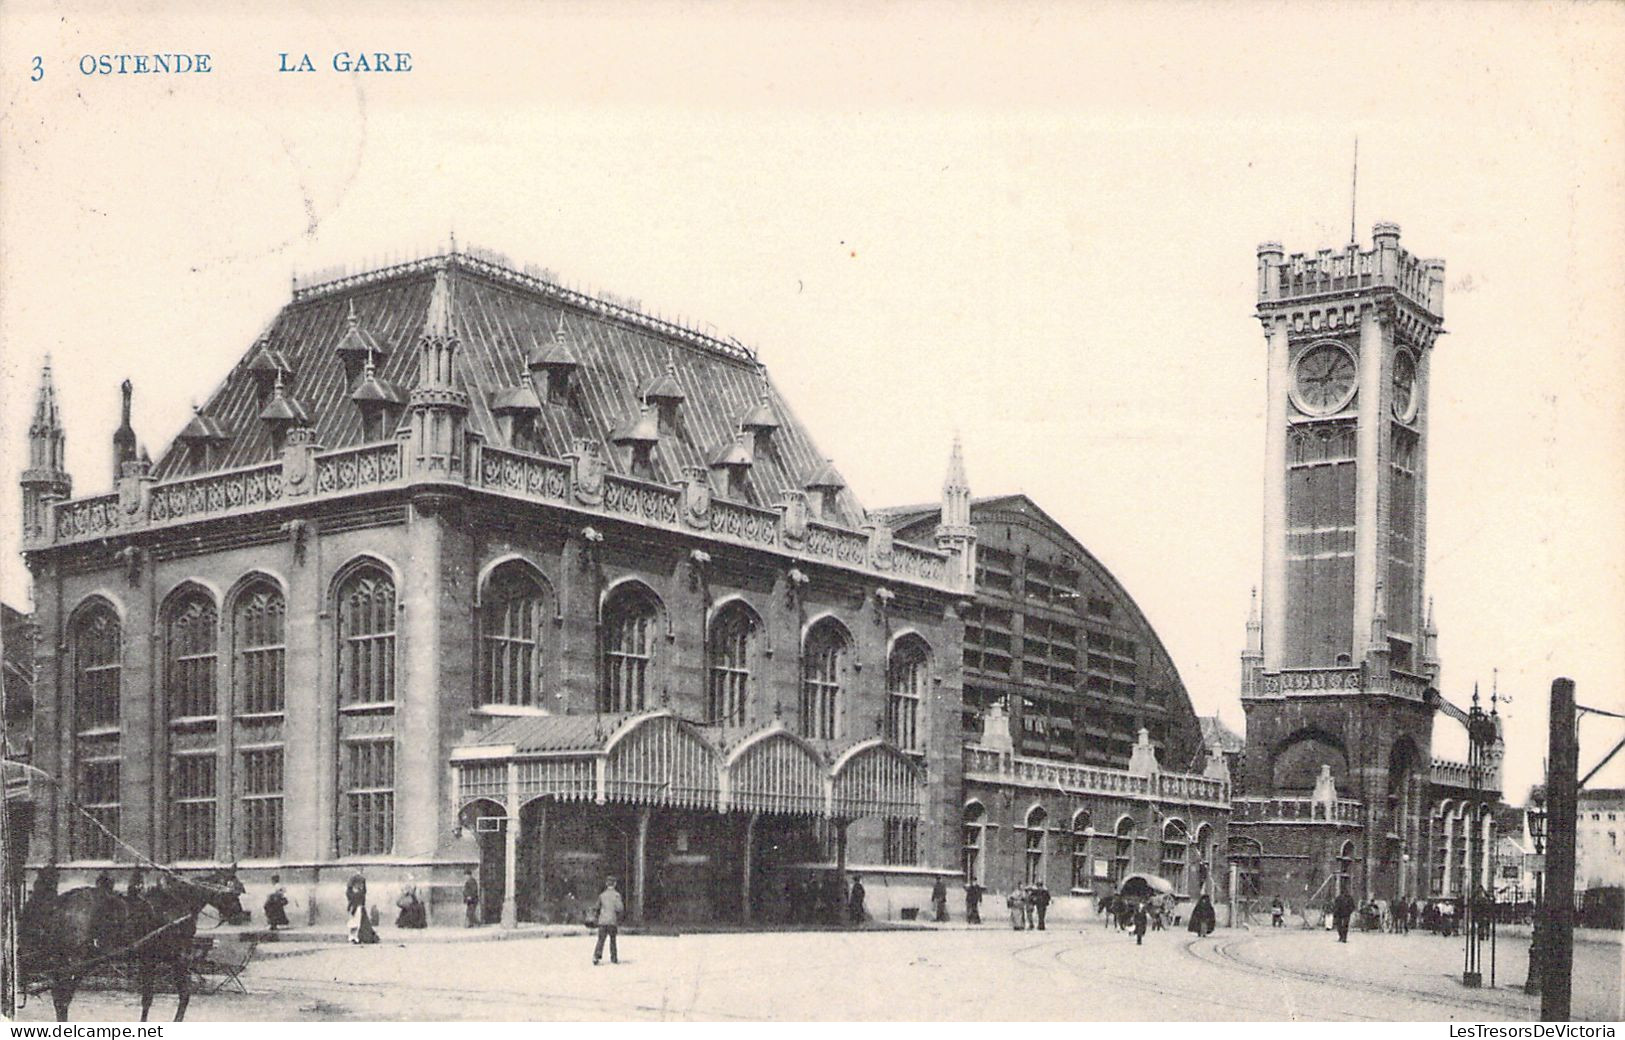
[848,875,867,924]
[1023,885,1038,928]
[931,877,949,923]
[125,868,145,900]
[463,868,481,927]
[1270,896,1284,928]
[1030,881,1050,930]
[1187,893,1216,937]
[1007,887,1026,930]
[1132,900,1149,945]
[346,871,368,944]
[396,883,427,929]
[264,874,290,930]
[1331,890,1356,943]
[592,876,624,965]
[965,881,984,924]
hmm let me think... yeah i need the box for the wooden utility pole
[1541,678,1577,1022]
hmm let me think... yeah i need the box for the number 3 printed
[31,56,43,81]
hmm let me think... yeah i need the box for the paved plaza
[13,923,1621,1023]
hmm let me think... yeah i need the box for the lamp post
[1523,788,1548,994]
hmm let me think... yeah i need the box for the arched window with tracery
[602,585,659,713]
[335,564,397,857]
[886,636,928,752]
[1160,820,1188,893]
[800,620,849,741]
[1195,822,1213,891]
[1112,816,1136,884]
[70,602,121,860]
[707,603,757,726]
[962,802,985,884]
[164,590,218,861]
[337,568,396,705]
[479,563,548,708]
[1024,806,1048,885]
[1071,810,1093,891]
[233,580,286,858]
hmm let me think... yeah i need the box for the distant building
[1576,788,1625,893]
[879,453,1229,913]
[19,251,969,925]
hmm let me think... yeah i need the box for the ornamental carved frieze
[1260,669,1363,695]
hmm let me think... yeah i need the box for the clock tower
[1237,223,1447,902]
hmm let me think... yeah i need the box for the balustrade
[963,745,1229,807]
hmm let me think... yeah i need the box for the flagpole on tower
[1350,137,1360,247]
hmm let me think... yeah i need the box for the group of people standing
[1005,881,1053,930]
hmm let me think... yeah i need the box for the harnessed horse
[20,867,246,1021]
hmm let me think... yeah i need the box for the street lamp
[1523,788,1548,995]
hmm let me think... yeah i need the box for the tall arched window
[1071,810,1093,891]
[800,620,849,741]
[962,802,985,884]
[1024,806,1048,885]
[335,564,397,857]
[233,581,286,859]
[165,592,218,720]
[337,568,396,705]
[602,585,659,713]
[1160,820,1188,893]
[1337,840,1355,896]
[70,602,121,860]
[234,583,286,715]
[1113,817,1136,884]
[886,636,928,752]
[479,563,548,708]
[708,603,757,726]
[164,590,218,861]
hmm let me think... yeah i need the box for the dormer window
[740,390,779,456]
[334,299,387,383]
[641,361,685,437]
[527,315,580,406]
[709,430,754,500]
[611,403,660,481]
[489,384,543,453]
[247,344,293,404]
[176,407,229,474]
[351,355,406,442]
[803,459,846,522]
[259,374,311,454]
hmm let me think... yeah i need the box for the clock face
[1291,342,1358,415]
[1392,349,1419,422]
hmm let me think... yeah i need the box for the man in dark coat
[1187,893,1217,937]
[1331,890,1357,943]
[1132,900,1149,945]
[126,868,146,900]
[964,881,983,924]
[463,869,481,927]
[847,875,867,924]
[1030,881,1051,930]
[930,877,949,922]
[264,873,291,929]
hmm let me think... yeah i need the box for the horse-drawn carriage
[14,868,248,1021]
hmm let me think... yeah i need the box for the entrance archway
[458,798,507,924]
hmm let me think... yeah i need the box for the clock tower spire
[1239,222,1447,904]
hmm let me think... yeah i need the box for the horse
[21,867,245,1022]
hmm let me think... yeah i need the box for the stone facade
[18,252,967,926]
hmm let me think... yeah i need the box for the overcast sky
[3,1,1623,799]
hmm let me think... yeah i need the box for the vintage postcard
[1,0,1622,1027]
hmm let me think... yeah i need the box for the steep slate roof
[151,254,867,526]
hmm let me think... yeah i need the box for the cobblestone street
[14,923,1621,1022]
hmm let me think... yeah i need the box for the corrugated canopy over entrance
[451,712,923,822]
